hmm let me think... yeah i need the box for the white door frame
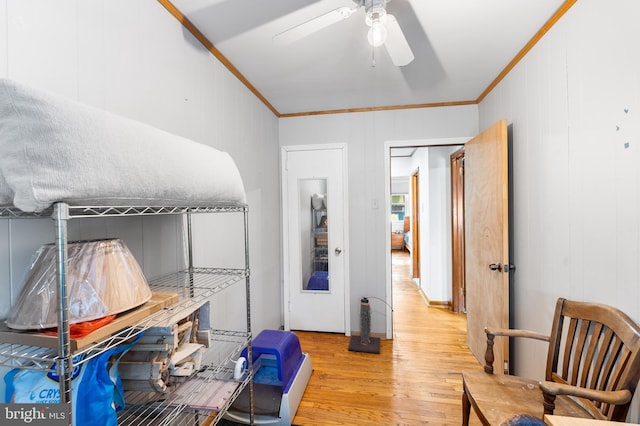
[281,143,351,335]
[383,137,470,338]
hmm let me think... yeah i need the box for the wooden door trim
[450,148,465,313]
[411,169,420,279]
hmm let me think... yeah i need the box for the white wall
[0,0,281,344]
[479,0,640,418]
[411,147,430,295]
[390,158,413,179]
[426,146,459,303]
[279,107,478,334]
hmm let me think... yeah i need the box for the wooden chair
[462,298,640,425]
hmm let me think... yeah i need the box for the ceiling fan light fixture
[364,0,388,47]
[367,20,387,47]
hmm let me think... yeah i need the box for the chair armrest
[485,327,550,342]
[540,381,632,405]
[483,327,550,374]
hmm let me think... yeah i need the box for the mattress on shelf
[0,78,246,213]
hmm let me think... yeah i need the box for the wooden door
[464,120,511,373]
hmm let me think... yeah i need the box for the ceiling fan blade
[273,6,357,45]
[384,14,414,66]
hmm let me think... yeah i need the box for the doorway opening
[385,139,468,338]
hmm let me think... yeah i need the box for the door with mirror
[282,145,348,333]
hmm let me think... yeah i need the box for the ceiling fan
[273,0,415,67]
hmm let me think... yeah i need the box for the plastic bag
[4,335,140,426]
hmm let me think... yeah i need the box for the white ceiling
[170,0,567,116]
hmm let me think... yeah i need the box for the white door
[282,144,349,333]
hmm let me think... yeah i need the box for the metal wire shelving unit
[0,202,254,425]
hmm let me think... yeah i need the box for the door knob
[335,247,342,255]
[489,263,501,271]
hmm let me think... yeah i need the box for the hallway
[292,250,483,425]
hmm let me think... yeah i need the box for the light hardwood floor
[292,250,484,425]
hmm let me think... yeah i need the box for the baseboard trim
[418,288,452,309]
[428,300,452,309]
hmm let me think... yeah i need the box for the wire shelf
[0,204,248,219]
[118,331,251,426]
[0,268,248,369]
[0,344,58,371]
[0,202,253,424]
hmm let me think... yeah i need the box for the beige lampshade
[6,239,152,330]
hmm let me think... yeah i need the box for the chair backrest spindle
[545,298,640,421]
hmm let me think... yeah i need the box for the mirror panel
[299,179,329,292]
